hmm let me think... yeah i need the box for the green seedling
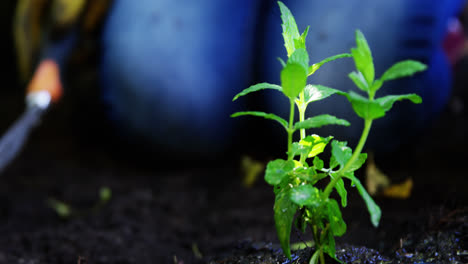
[47,187,112,219]
[232,2,426,263]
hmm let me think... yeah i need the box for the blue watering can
[100,0,260,154]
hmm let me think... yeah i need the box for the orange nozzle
[26,59,63,103]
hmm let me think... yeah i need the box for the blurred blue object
[261,0,465,152]
[100,0,260,154]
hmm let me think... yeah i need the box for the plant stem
[310,225,326,264]
[287,98,295,160]
[319,250,325,264]
[299,108,306,139]
[322,118,373,198]
[298,105,307,164]
[298,92,306,140]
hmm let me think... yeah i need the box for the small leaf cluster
[232,2,426,263]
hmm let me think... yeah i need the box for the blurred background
[0,0,467,168]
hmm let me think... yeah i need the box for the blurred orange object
[26,59,63,103]
[382,178,414,199]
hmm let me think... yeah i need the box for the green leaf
[290,240,314,251]
[351,30,374,85]
[278,57,286,67]
[289,142,311,158]
[323,231,337,261]
[301,85,341,105]
[289,48,309,72]
[339,91,422,120]
[323,236,345,264]
[99,187,112,202]
[232,83,283,101]
[299,135,332,158]
[294,114,350,130]
[265,159,295,185]
[290,184,321,207]
[293,166,317,182]
[326,199,346,236]
[313,156,324,170]
[312,173,328,184]
[308,53,352,76]
[381,60,427,82]
[343,174,381,227]
[331,140,352,169]
[375,94,422,112]
[346,153,367,172]
[278,1,300,57]
[348,71,369,92]
[231,111,288,129]
[338,91,386,119]
[281,63,307,99]
[294,25,309,50]
[47,199,71,218]
[330,156,339,170]
[334,178,347,207]
[370,79,383,95]
[310,250,320,264]
[274,188,298,259]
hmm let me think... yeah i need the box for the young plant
[232,2,427,264]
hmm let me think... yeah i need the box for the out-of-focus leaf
[278,57,286,67]
[241,156,265,188]
[290,240,314,251]
[99,187,112,202]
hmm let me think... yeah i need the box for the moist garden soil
[0,59,467,264]
[0,84,466,264]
